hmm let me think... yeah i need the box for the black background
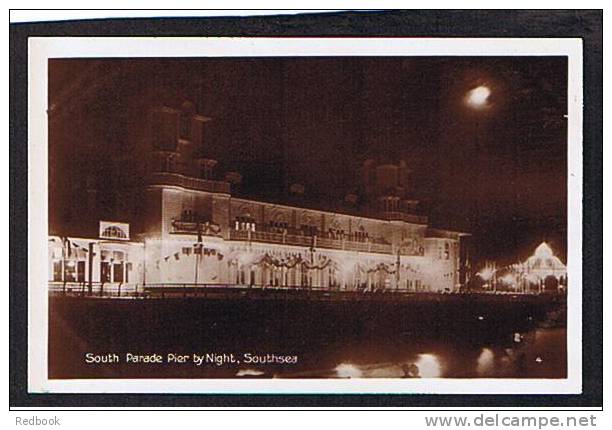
[9,9,602,408]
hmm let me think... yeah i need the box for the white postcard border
[28,37,583,394]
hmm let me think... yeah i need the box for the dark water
[286,327,567,378]
[48,294,566,379]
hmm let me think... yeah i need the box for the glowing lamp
[477,267,495,281]
[465,85,491,109]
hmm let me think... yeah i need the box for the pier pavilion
[48,101,469,295]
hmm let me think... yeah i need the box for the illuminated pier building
[48,102,469,294]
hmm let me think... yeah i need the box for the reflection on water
[49,296,567,379]
[237,328,566,379]
[236,369,265,377]
[415,354,443,378]
[476,348,495,376]
[335,363,363,378]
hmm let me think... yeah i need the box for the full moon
[466,85,491,108]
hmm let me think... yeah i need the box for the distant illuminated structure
[476,242,566,293]
[521,242,567,291]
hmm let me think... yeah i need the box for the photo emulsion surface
[46,54,570,384]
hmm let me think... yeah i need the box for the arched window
[101,225,128,239]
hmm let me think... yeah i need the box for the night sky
[49,56,568,264]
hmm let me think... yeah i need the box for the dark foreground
[48,292,566,379]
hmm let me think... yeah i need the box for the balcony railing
[49,281,143,298]
[229,229,400,255]
[230,229,312,247]
[147,172,230,194]
[170,219,223,237]
[377,211,428,224]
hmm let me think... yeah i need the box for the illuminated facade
[48,102,469,294]
[476,242,567,293]
[519,242,567,291]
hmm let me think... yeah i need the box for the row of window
[230,267,413,289]
[52,260,132,283]
[232,217,383,244]
[323,228,369,241]
[234,218,257,232]
[406,279,423,290]
[380,198,400,212]
[100,261,131,283]
[181,246,218,256]
[233,218,321,237]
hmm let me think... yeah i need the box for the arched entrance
[543,275,559,292]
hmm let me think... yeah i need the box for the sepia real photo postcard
[27,36,583,395]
